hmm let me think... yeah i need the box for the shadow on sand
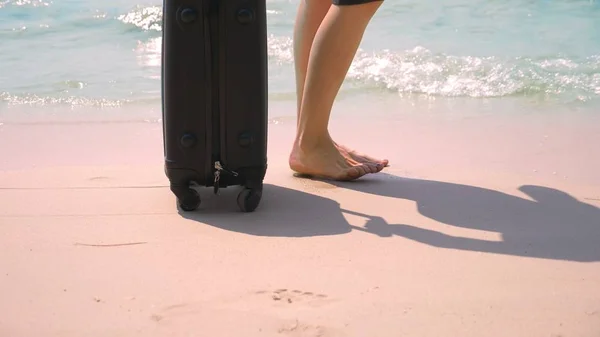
[180,173,600,262]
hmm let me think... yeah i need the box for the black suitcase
[161,0,268,212]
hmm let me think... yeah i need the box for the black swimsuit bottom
[332,0,383,5]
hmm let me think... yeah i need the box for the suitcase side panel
[162,0,213,186]
[219,0,268,182]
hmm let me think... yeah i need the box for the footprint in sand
[278,319,330,337]
[254,289,334,307]
[153,289,336,323]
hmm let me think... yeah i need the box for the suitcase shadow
[179,183,353,237]
[179,172,600,262]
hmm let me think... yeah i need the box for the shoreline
[2,88,599,123]
[1,96,598,186]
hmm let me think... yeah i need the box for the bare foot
[289,138,385,181]
[334,142,389,167]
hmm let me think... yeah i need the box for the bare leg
[289,1,388,181]
[293,0,331,126]
[293,0,388,166]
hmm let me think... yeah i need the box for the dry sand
[1,106,599,337]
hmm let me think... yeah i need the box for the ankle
[294,131,332,152]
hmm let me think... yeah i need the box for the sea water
[1,0,599,118]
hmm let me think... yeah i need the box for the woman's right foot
[334,142,389,168]
[289,138,385,181]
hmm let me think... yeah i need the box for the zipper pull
[213,161,221,195]
[215,161,238,177]
[213,161,238,195]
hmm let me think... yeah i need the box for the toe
[339,167,359,180]
[365,162,379,173]
[349,151,389,167]
[354,164,369,177]
[338,165,367,181]
[334,143,389,167]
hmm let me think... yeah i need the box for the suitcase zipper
[206,0,238,195]
[204,0,222,190]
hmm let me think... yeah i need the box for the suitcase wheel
[237,186,262,213]
[177,188,201,212]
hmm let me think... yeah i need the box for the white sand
[1,106,599,337]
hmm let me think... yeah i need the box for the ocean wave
[0,92,129,107]
[116,5,283,32]
[115,0,594,101]
[264,32,600,100]
[117,5,162,32]
[8,3,599,103]
[346,47,600,99]
[0,0,50,8]
[115,6,289,65]
[267,35,293,64]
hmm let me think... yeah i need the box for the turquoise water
[1,0,599,112]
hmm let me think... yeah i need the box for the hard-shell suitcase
[161,0,268,212]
